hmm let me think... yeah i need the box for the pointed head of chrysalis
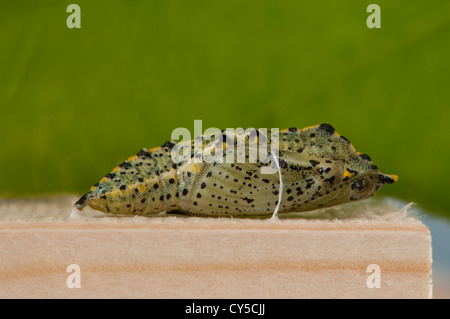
[302,124,398,206]
[340,149,398,203]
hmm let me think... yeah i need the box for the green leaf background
[1,1,449,218]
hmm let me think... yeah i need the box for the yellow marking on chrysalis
[109,190,119,198]
[300,124,320,132]
[149,146,161,152]
[100,177,107,183]
[356,151,363,155]
[128,155,138,161]
[90,186,96,191]
[343,169,354,179]
[138,184,146,193]
[193,164,201,173]
[390,174,399,182]
[113,166,120,172]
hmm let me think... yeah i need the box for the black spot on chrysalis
[339,135,350,144]
[318,124,335,135]
[378,174,395,184]
[309,160,320,167]
[162,141,176,149]
[119,161,132,170]
[106,173,116,179]
[137,149,151,158]
[75,193,89,206]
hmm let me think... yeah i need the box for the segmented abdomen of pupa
[75,128,277,216]
[74,141,184,215]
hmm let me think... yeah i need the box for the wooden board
[0,196,432,298]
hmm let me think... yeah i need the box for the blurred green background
[0,1,449,218]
